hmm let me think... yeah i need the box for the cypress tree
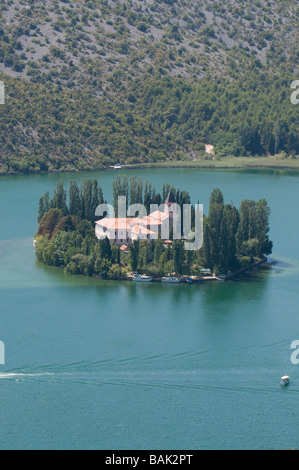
[82,179,93,222]
[130,240,140,271]
[113,176,129,216]
[204,191,224,271]
[144,180,152,212]
[38,191,50,222]
[100,236,112,260]
[51,181,68,215]
[69,181,81,219]
[91,180,101,223]
[236,200,258,254]
[220,204,239,272]
[154,239,164,266]
[255,199,273,257]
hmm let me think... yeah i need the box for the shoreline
[48,257,267,284]
[123,257,267,283]
[124,157,299,172]
[2,157,299,177]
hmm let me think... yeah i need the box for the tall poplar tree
[69,181,81,219]
[51,181,68,216]
[38,191,50,222]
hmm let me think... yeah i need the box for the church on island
[95,191,177,246]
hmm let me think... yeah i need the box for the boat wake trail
[0,371,55,381]
[1,363,298,398]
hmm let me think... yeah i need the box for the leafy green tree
[173,239,185,274]
[111,245,120,264]
[64,246,81,266]
[36,208,63,238]
[94,258,111,278]
[76,219,94,238]
[35,234,50,262]
[184,249,195,274]
[81,235,95,256]
[99,237,112,260]
[51,214,77,238]
[65,261,80,275]
[209,188,224,206]
[69,253,94,276]
[154,239,164,266]
[109,264,126,280]
[236,199,272,258]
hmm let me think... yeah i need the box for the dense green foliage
[35,178,273,278]
[0,0,298,174]
[1,68,298,174]
[203,188,273,274]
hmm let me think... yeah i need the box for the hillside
[0,0,298,174]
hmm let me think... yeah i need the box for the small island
[34,176,273,282]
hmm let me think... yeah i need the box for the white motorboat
[132,274,152,282]
[161,276,180,283]
[200,268,211,274]
[280,375,290,386]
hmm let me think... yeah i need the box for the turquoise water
[1,167,299,450]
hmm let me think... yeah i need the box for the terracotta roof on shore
[95,218,135,230]
[131,225,156,235]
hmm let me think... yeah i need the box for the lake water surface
[0,167,299,450]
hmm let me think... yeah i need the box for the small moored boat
[162,276,180,283]
[280,375,290,386]
[200,268,211,274]
[186,278,193,284]
[132,274,152,282]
